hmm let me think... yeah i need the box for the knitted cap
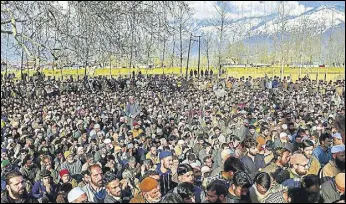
[59,169,70,178]
[139,177,159,193]
[1,160,10,168]
[159,151,172,160]
[64,151,73,159]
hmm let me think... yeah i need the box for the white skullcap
[178,140,185,145]
[94,124,100,129]
[333,133,342,140]
[68,187,86,203]
[201,166,211,174]
[282,124,288,130]
[190,162,201,169]
[280,132,288,138]
[331,145,345,154]
[104,138,111,144]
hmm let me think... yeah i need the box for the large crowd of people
[1,72,345,203]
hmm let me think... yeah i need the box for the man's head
[128,156,137,169]
[177,164,194,184]
[159,151,173,170]
[243,137,258,156]
[88,164,103,188]
[106,178,122,198]
[223,156,246,180]
[289,154,309,176]
[331,145,345,172]
[23,155,33,169]
[333,133,343,146]
[67,187,88,203]
[273,147,291,167]
[302,175,322,203]
[205,180,229,203]
[301,140,314,159]
[254,172,271,195]
[64,151,75,163]
[319,133,333,149]
[5,172,25,199]
[59,169,70,183]
[139,177,161,203]
[203,156,213,169]
[231,171,252,199]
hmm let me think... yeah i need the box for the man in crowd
[82,164,106,203]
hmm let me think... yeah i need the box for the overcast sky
[187,1,345,20]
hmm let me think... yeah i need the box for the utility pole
[197,35,201,79]
[161,36,166,74]
[186,34,192,79]
[20,38,24,81]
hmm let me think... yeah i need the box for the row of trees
[1,1,345,76]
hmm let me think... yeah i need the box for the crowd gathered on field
[1,70,345,203]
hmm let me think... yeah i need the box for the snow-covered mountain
[196,4,345,43]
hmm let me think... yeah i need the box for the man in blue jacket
[31,169,58,202]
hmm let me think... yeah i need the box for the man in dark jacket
[155,151,177,195]
[240,137,265,179]
[1,171,37,203]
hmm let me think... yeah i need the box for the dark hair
[187,153,196,161]
[203,155,213,163]
[272,168,290,184]
[107,154,115,161]
[288,187,309,203]
[22,155,32,166]
[177,164,193,176]
[161,193,184,203]
[224,156,245,173]
[302,174,320,189]
[254,172,271,190]
[5,171,23,185]
[176,182,194,199]
[206,180,228,197]
[232,171,252,188]
[319,133,332,144]
[301,140,314,150]
[243,137,257,149]
[57,183,73,193]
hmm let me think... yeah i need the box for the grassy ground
[2,66,345,81]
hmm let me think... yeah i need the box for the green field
[2,66,345,81]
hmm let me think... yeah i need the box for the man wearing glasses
[282,153,309,189]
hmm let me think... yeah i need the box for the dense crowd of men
[1,71,345,203]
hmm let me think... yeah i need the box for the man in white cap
[320,145,345,178]
[68,187,88,203]
[89,123,101,142]
[333,133,343,146]
[274,132,294,152]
